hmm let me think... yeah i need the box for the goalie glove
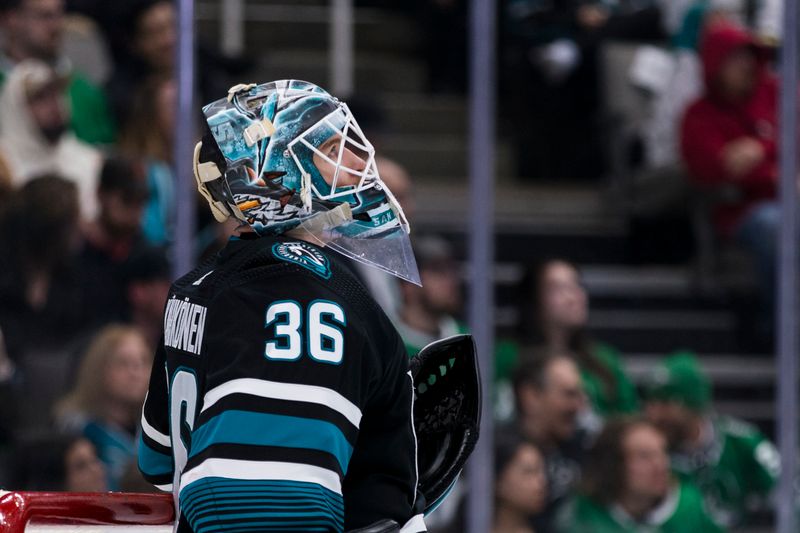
[409,334,481,516]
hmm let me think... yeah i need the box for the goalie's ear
[409,334,481,516]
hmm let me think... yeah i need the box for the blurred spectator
[63,434,109,491]
[433,431,549,533]
[680,22,777,318]
[518,259,639,419]
[644,352,779,528]
[637,2,708,170]
[78,155,150,327]
[104,0,243,129]
[8,433,108,491]
[104,0,175,127]
[378,156,415,220]
[0,174,87,363]
[0,59,102,220]
[633,2,780,172]
[502,0,662,179]
[123,246,172,349]
[0,0,115,144]
[54,324,152,490]
[395,235,464,356]
[512,354,589,530]
[493,432,548,533]
[118,74,176,246]
[556,417,723,532]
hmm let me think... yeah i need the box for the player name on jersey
[164,297,208,356]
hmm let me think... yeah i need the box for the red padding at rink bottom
[0,491,175,533]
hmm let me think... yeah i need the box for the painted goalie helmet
[194,79,420,284]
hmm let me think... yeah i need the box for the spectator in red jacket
[680,22,778,323]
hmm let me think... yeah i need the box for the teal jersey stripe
[180,478,344,533]
[183,486,344,500]
[183,490,344,514]
[181,479,344,517]
[194,512,339,527]
[187,502,343,522]
[184,495,343,516]
[137,435,173,477]
[182,484,344,501]
[190,505,342,524]
[183,477,340,491]
[180,478,344,503]
[190,410,353,472]
[199,525,332,531]
[199,524,337,533]
[200,523,336,533]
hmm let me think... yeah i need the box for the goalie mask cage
[0,492,174,532]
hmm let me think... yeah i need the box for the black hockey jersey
[138,234,421,533]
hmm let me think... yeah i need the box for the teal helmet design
[194,79,419,284]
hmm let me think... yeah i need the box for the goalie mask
[194,79,420,285]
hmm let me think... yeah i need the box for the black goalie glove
[409,334,482,515]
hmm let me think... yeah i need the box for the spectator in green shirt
[556,417,724,533]
[515,258,639,418]
[0,0,115,145]
[643,352,779,528]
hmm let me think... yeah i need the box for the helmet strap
[193,142,237,223]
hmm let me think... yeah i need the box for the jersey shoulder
[167,235,401,359]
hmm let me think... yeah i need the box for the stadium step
[588,308,739,353]
[382,93,467,136]
[413,182,625,238]
[196,2,423,54]
[246,50,427,93]
[380,134,517,182]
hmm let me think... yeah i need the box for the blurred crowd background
[0,0,791,532]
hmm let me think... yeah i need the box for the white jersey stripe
[407,371,419,507]
[201,378,362,428]
[141,394,171,448]
[179,458,342,495]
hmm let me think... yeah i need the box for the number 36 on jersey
[264,300,346,364]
